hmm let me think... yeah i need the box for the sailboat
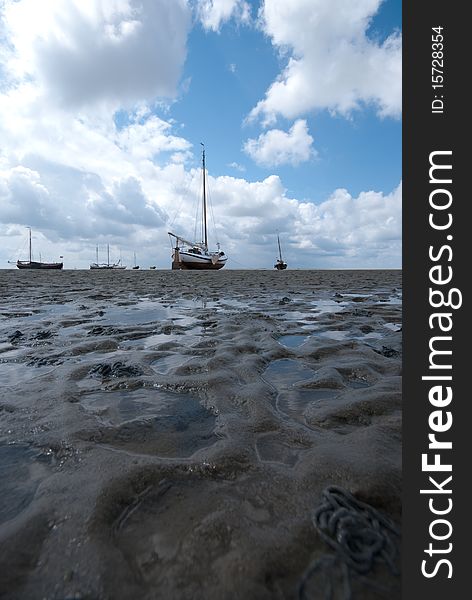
[90,244,126,270]
[274,233,287,270]
[168,144,227,270]
[15,228,63,270]
[132,252,140,270]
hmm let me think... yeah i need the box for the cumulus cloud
[228,161,246,172]
[208,176,402,268]
[250,0,401,124]
[243,119,314,167]
[0,162,167,239]
[2,0,191,109]
[196,0,251,32]
[116,114,192,161]
[293,183,402,253]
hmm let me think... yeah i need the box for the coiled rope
[298,486,400,600]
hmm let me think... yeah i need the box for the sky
[0,0,401,270]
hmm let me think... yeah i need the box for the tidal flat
[0,269,402,599]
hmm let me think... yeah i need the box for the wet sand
[0,269,402,599]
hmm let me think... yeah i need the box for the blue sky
[176,2,401,198]
[0,0,401,269]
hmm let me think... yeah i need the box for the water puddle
[101,301,170,325]
[277,335,309,348]
[262,359,315,389]
[341,293,372,299]
[279,310,315,323]
[384,322,402,332]
[0,342,14,353]
[151,354,191,374]
[82,389,218,458]
[178,297,247,312]
[356,331,383,340]
[262,359,342,427]
[315,330,349,341]
[0,344,25,358]
[126,326,203,350]
[0,444,51,524]
[121,333,175,349]
[12,303,77,323]
[310,299,348,315]
[0,362,57,387]
[277,389,339,422]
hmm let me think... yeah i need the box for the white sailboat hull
[90,245,126,269]
[90,263,126,270]
[169,145,227,271]
[174,250,227,270]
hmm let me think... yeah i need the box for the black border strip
[403,2,466,597]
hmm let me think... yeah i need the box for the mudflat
[0,269,402,599]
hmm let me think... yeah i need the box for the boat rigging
[274,233,287,270]
[168,144,227,270]
[15,228,63,270]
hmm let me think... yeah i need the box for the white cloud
[0,162,167,238]
[2,0,191,109]
[208,177,402,268]
[243,119,314,167]
[196,0,251,32]
[250,0,401,124]
[116,114,192,161]
[228,161,246,172]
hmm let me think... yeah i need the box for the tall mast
[201,143,208,250]
[278,233,283,261]
[28,227,32,263]
[107,244,110,267]
[96,245,99,264]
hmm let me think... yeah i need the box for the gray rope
[298,486,400,600]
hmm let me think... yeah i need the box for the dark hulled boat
[274,233,287,270]
[16,228,63,269]
[17,260,63,270]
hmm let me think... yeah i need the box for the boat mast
[107,244,110,267]
[28,227,32,263]
[201,143,208,250]
[278,233,283,262]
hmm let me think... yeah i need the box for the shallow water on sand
[0,269,402,599]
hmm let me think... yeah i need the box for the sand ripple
[0,269,401,599]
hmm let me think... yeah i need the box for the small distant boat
[132,252,140,270]
[274,233,287,270]
[15,228,63,270]
[169,144,227,270]
[90,244,126,270]
[149,266,156,270]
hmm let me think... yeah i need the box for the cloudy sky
[0,0,401,269]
